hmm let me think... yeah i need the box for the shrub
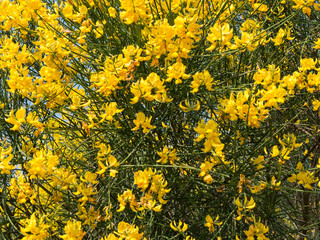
[1,0,320,239]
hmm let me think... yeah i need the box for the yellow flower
[5,107,26,131]
[166,62,190,84]
[299,58,317,72]
[170,220,188,232]
[157,146,179,164]
[73,183,97,206]
[114,221,144,240]
[117,189,138,212]
[0,145,14,174]
[313,38,320,49]
[244,218,269,240]
[194,119,224,155]
[272,28,286,46]
[271,176,281,190]
[119,0,150,24]
[96,155,119,177]
[203,174,213,184]
[80,171,98,184]
[253,155,264,170]
[132,112,146,131]
[235,196,256,212]
[99,102,123,123]
[132,112,156,133]
[312,99,320,111]
[206,22,233,51]
[253,3,268,12]
[20,213,50,240]
[270,145,280,157]
[233,32,259,51]
[288,162,318,189]
[205,214,222,232]
[190,70,214,93]
[108,7,117,18]
[24,149,59,179]
[60,220,85,240]
[179,99,201,112]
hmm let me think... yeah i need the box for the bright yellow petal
[16,107,26,122]
[205,214,213,224]
[181,222,188,232]
[246,197,256,210]
[235,197,241,208]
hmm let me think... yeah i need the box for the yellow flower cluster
[117,168,170,213]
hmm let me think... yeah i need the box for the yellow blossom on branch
[5,107,26,131]
[205,214,222,232]
[131,112,156,133]
[170,220,188,232]
[60,220,86,240]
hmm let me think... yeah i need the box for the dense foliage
[1,0,320,239]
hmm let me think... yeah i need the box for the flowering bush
[1,0,320,239]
